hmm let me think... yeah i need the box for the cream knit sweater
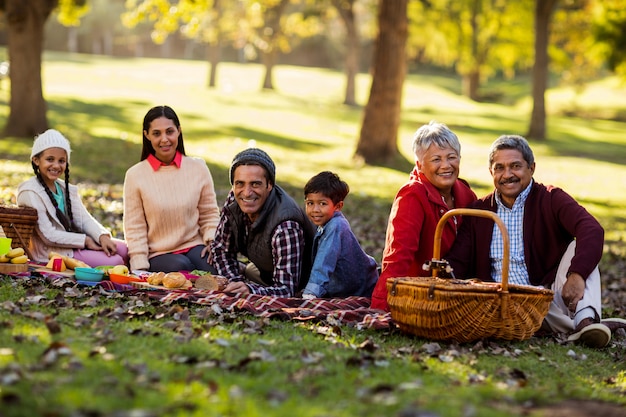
[123,156,219,271]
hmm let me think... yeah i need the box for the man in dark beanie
[210,148,315,297]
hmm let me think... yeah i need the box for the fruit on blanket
[1,248,29,264]
[111,265,129,276]
[47,252,90,270]
[46,256,67,272]
[10,255,28,264]
[6,247,25,258]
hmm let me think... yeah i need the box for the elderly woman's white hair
[412,121,461,163]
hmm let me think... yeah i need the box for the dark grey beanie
[229,148,276,185]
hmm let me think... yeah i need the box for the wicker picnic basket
[387,208,554,343]
[0,206,38,252]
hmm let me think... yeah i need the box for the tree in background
[122,0,231,88]
[593,0,626,77]
[76,0,126,55]
[330,0,359,106]
[253,0,290,89]
[354,0,407,165]
[243,0,323,90]
[1,0,87,137]
[123,0,322,91]
[527,0,559,140]
[407,0,534,101]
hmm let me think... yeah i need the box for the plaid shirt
[490,180,533,285]
[210,192,304,297]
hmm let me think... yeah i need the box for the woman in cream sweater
[123,105,219,273]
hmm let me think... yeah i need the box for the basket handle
[9,223,34,262]
[432,208,510,292]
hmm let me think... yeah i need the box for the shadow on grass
[212,91,364,126]
[48,98,145,132]
[404,108,626,167]
[366,152,415,174]
[187,125,325,153]
[540,135,626,166]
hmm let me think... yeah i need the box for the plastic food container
[74,267,105,282]
[109,273,142,285]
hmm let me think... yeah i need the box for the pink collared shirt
[147,151,183,171]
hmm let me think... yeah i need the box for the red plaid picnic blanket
[27,270,393,330]
[117,285,393,330]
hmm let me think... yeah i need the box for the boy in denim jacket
[301,171,379,299]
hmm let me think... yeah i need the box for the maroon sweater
[444,182,603,287]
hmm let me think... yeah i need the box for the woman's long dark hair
[32,160,76,232]
[140,105,186,161]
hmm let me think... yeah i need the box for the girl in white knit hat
[16,129,129,267]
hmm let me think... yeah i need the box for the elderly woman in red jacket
[370,121,477,311]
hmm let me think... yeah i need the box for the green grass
[0,275,624,417]
[0,51,625,417]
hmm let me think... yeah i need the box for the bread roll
[194,274,228,291]
[147,271,165,285]
[162,272,188,289]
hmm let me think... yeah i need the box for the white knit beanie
[30,129,72,162]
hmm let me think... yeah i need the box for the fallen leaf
[45,316,61,335]
[357,338,379,352]
[421,342,442,355]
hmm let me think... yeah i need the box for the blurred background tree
[0,0,88,137]
[593,0,626,76]
[1,0,626,161]
[355,0,407,165]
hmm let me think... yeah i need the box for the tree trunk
[463,0,482,101]
[527,0,559,141]
[3,0,55,138]
[68,26,78,53]
[206,0,222,88]
[333,0,359,106]
[259,0,289,91]
[462,71,481,101]
[261,49,278,90]
[207,43,221,88]
[355,0,408,165]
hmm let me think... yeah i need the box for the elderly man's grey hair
[412,121,461,163]
[488,135,535,168]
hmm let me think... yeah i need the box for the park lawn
[0,51,625,416]
[0,274,625,417]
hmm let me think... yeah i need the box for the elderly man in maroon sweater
[445,135,625,348]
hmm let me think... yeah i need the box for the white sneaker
[567,320,611,348]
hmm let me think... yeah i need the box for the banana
[64,257,90,270]
[48,251,89,270]
[0,255,10,263]
[7,248,25,258]
[10,255,28,264]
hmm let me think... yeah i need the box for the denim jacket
[303,212,378,298]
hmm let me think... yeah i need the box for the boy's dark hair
[304,171,349,205]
